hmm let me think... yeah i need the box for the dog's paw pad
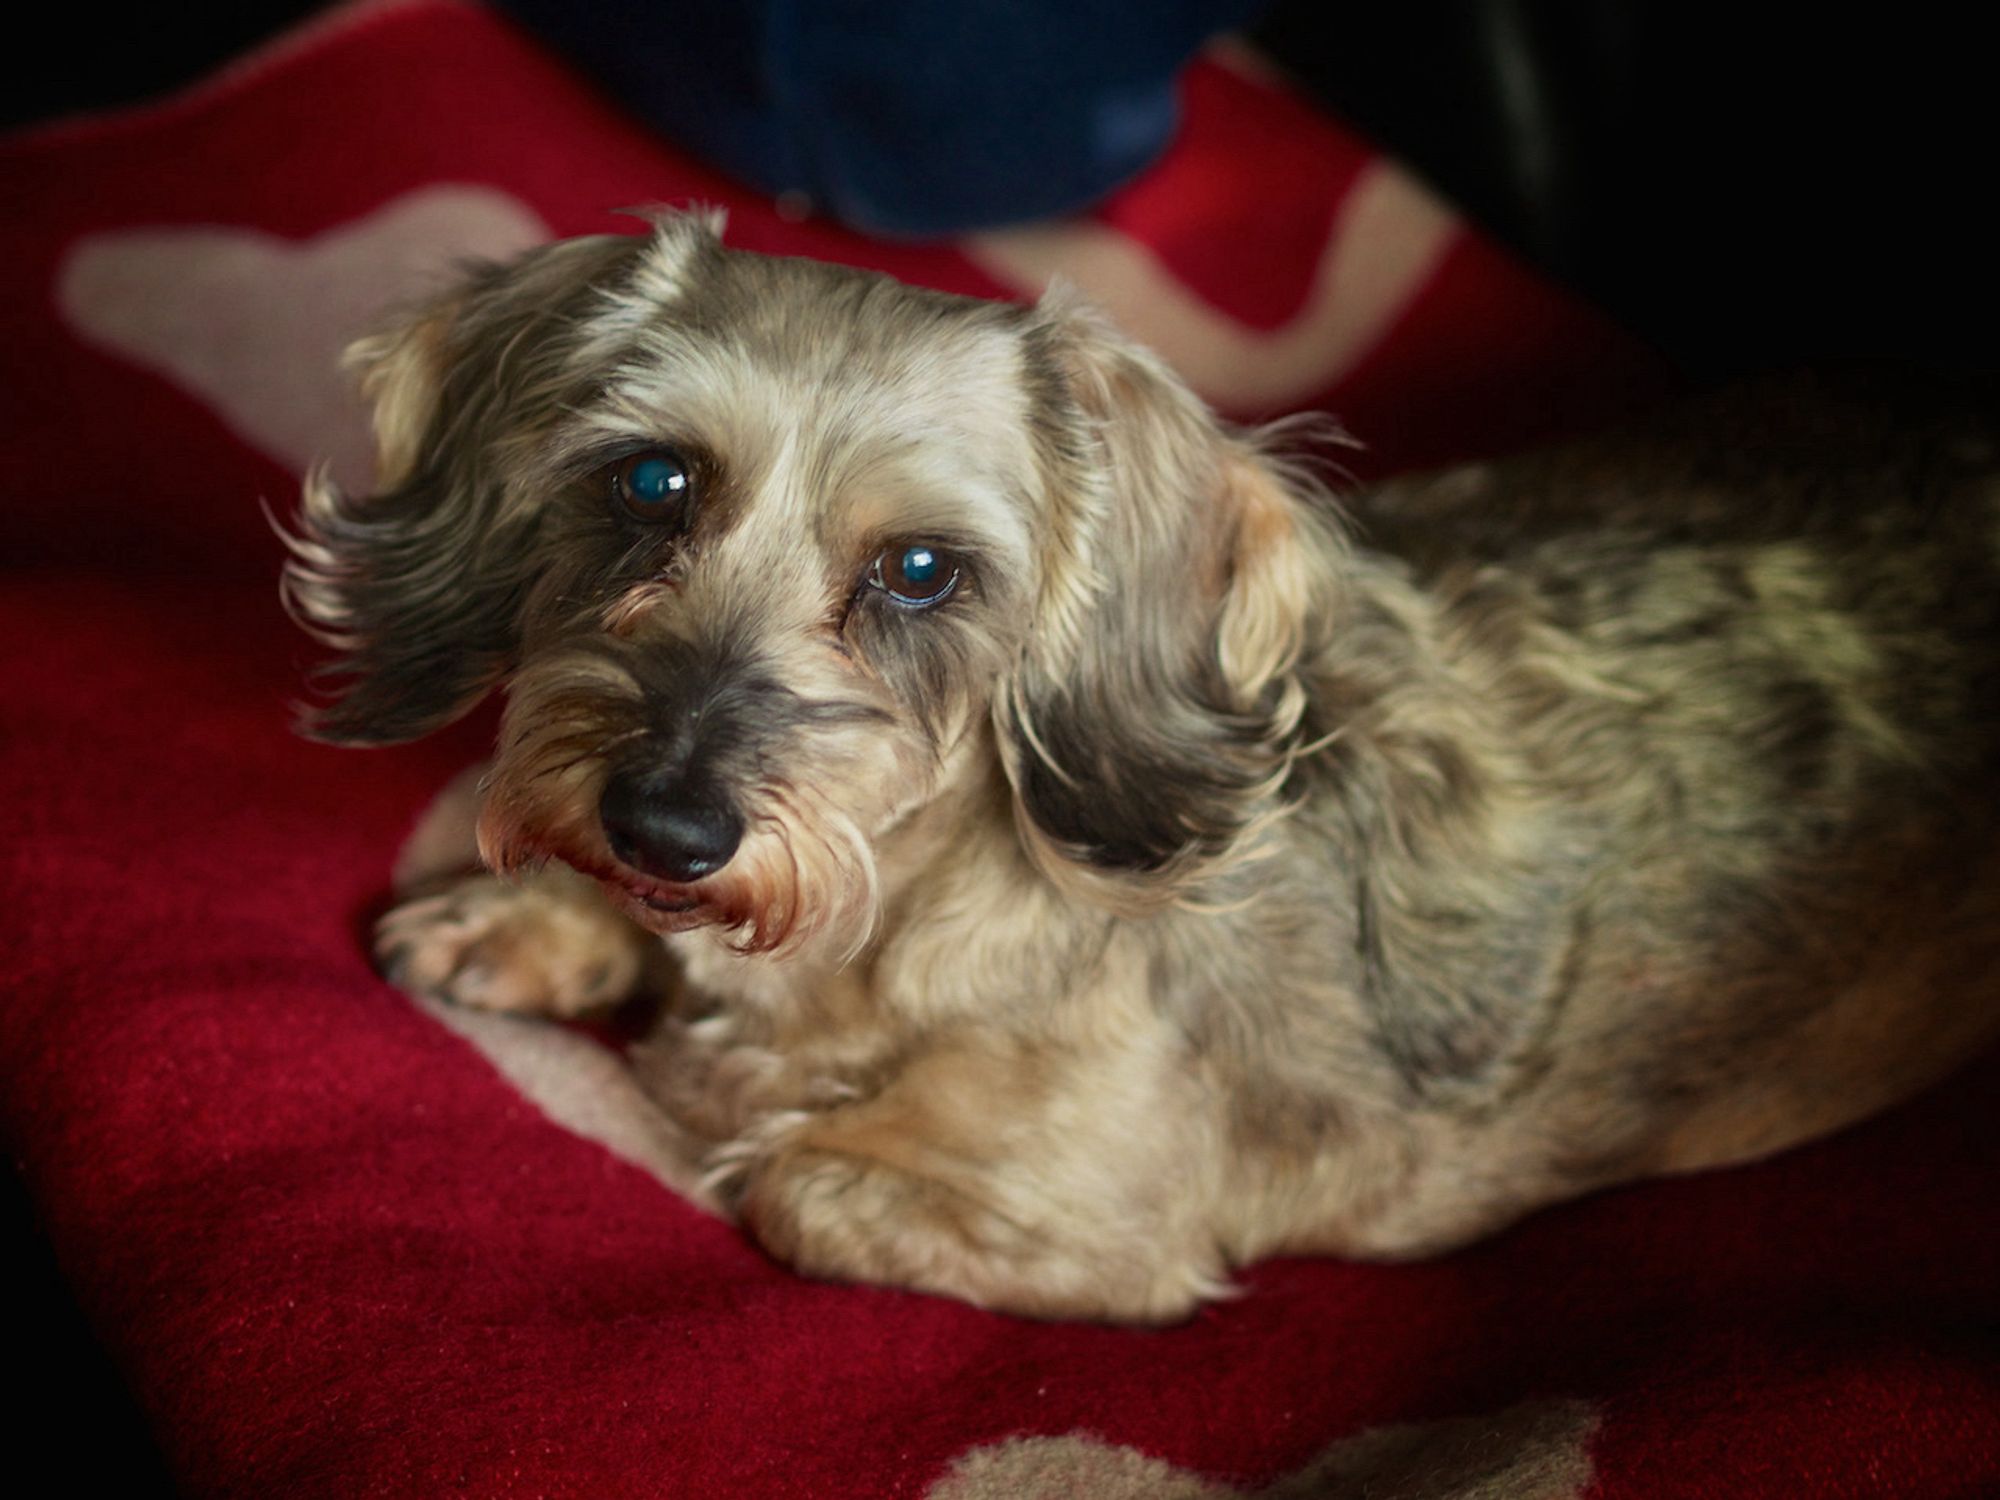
[374,878,641,1018]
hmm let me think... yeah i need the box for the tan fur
[289,217,2000,1321]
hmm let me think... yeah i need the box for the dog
[283,212,2000,1322]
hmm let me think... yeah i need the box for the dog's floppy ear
[281,226,703,745]
[997,299,1342,900]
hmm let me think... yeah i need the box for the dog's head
[286,214,1340,956]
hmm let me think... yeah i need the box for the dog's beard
[475,644,907,962]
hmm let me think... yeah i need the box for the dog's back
[1326,369,2000,1211]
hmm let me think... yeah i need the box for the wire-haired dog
[284,214,2000,1321]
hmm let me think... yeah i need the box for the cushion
[4,2,1992,1495]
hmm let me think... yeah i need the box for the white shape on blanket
[929,1398,1595,1500]
[55,184,549,494]
[419,996,722,1211]
[966,159,1460,414]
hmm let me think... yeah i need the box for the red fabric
[3,3,1994,1495]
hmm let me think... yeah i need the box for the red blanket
[4,3,1994,1495]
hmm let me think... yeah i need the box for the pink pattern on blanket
[58,187,549,494]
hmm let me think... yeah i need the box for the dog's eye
[869,544,961,608]
[611,449,693,524]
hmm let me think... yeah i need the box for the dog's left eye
[611,449,693,524]
[868,544,961,608]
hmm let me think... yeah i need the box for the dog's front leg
[374,765,666,1017]
[730,1032,1230,1323]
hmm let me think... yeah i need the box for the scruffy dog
[285,214,2000,1321]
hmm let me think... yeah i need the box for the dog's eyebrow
[847,523,995,559]
[539,427,712,486]
[793,696,897,728]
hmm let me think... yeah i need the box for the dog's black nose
[599,766,743,883]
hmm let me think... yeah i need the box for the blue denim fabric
[503,0,1263,236]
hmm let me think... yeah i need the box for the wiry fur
[284,216,2000,1321]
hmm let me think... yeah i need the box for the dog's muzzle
[599,757,744,884]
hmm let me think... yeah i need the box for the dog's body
[288,217,2000,1320]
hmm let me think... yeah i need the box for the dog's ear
[281,229,688,745]
[996,300,1342,900]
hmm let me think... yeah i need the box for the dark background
[4,2,1990,1489]
[6,1,1991,376]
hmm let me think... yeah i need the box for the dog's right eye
[868,543,962,609]
[611,449,694,524]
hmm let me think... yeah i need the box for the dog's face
[286,216,1332,958]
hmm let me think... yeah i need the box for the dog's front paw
[738,1143,1226,1324]
[375,872,652,1018]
